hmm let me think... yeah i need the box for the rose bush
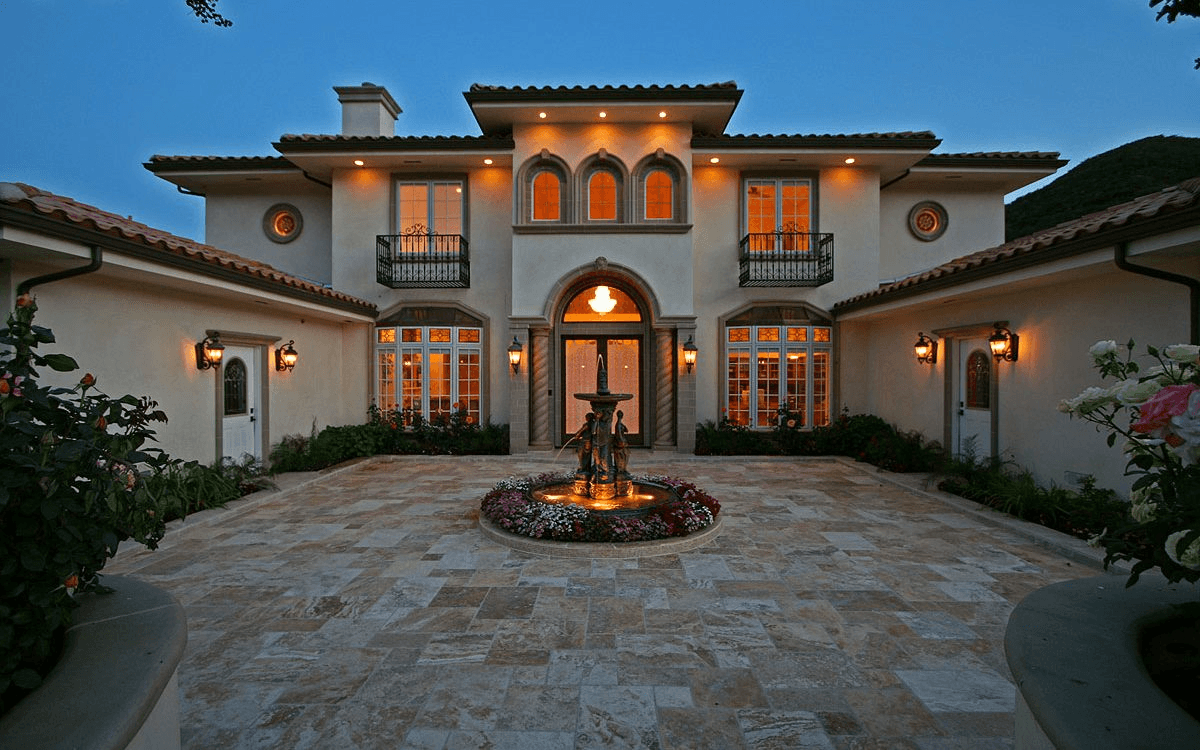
[1,298,175,713]
[1060,340,1200,586]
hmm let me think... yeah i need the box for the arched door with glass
[559,284,646,446]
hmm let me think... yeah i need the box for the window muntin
[532,171,561,221]
[644,169,673,220]
[588,171,618,220]
[725,324,831,429]
[376,325,482,424]
[397,180,463,237]
[744,178,813,251]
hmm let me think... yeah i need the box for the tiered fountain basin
[531,479,678,518]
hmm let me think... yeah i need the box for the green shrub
[142,456,274,519]
[1,297,174,712]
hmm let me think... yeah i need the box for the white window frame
[395,179,465,239]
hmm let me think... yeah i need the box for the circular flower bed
[480,472,720,543]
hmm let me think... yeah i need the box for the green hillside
[1005,135,1200,241]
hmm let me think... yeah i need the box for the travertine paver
[105,454,1102,749]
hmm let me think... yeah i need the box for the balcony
[738,230,834,287]
[376,228,470,289]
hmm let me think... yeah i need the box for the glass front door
[563,337,642,445]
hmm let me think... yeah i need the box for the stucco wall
[7,258,372,465]
[878,185,1005,281]
[205,183,333,285]
[838,256,1191,493]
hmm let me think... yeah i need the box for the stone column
[529,327,552,449]
[654,328,676,449]
[507,326,530,454]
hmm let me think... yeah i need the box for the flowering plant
[480,473,720,543]
[1,297,175,711]
[1059,340,1200,585]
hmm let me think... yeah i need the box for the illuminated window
[532,171,560,221]
[644,169,673,220]
[375,324,483,425]
[588,171,618,220]
[396,180,464,238]
[744,178,813,251]
[724,317,831,429]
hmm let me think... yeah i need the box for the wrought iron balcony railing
[376,226,470,288]
[738,230,834,287]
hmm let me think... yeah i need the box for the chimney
[334,82,401,137]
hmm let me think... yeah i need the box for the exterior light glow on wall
[682,335,698,373]
[195,334,225,371]
[989,324,1019,362]
[913,332,938,364]
[507,337,523,374]
[275,340,299,372]
[588,286,617,315]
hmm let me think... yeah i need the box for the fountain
[530,355,678,517]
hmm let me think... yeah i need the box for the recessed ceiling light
[353,159,365,167]
[599,111,607,118]
[658,111,667,118]
[483,158,494,165]
[709,157,720,164]
[844,157,856,164]
[538,112,547,119]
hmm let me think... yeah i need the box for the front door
[562,337,642,445]
[222,345,261,461]
[956,339,993,459]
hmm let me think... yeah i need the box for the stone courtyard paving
[105,454,1106,749]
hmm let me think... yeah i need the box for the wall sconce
[194,334,225,370]
[507,336,523,374]
[275,340,299,372]
[913,332,938,364]
[682,335,698,373]
[989,324,1019,362]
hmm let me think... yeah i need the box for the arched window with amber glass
[532,171,561,221]
[633,152,686,224]
[588,171,618,221]
[966,350,991,409]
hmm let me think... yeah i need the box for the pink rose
[1132,384,1200,442]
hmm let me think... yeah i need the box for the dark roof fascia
[0,204,376,317]
[464,83,744,106]
[144,155,297,174]
[692,133,942,150]
[833,204,1200,316]
[273,135,515,153]
[914,153,1068,170]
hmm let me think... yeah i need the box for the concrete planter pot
[0,576,187,750]
[1005,574,1200,750]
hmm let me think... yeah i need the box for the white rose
[1165,530,1200,571]
[1108,378,1162,406]
[1163,344,1200,364]
[1129,487,1159,523]
[1089,340,1118,360]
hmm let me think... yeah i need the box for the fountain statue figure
[570,354,633,501]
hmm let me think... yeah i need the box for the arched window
[588,171,618,221]
[532,171,561,221]
[633,152,686,224]
[644,169,673,220]
[519,152,571,224]
[223,358,248,416]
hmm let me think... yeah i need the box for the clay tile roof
[274,133,514,150]
[692,132,941,149]
[834,177,1200,312]
[916,151,1067,167]
[0,182,375,315]
[144,155,295,172]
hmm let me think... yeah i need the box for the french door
[561,337,642,445]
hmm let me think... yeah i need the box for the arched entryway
[556,279,651,446]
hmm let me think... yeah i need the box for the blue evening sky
[3,1,1198,242]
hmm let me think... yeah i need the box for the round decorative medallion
[907,201,948,241]
[263,203,303,243]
